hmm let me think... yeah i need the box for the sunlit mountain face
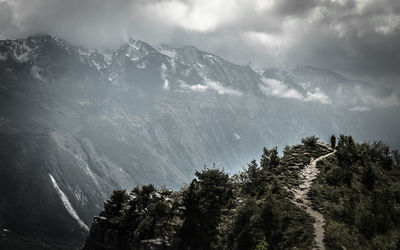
[0,34,399,248]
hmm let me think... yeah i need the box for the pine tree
[180,168,233,249]
[100,189,129,218]
[260,147,280,170]
[260,147,270,170]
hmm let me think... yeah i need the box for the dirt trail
[289,150,336,250]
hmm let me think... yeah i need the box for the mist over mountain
[0,34,399,248]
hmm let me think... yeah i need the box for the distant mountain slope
[0,35,399,248]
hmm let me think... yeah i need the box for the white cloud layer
[259,78,331,104]
[179,77,242,96]
[259,78,304,100]
[304,88,331,104]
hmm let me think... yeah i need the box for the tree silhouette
[260,147,280,170]
[180,168,233,249]
[100,189,129,218]
[330,135,336,150]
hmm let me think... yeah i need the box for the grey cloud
[273,0,319,16]
[0,0,399,89]
[0,2,16,33]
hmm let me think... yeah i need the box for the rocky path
[289,150,336,250]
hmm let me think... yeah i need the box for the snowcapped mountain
[0,34,399,248]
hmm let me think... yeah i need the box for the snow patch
[158,48,177,59]
[12,41,35,62]
[203,54,222,64]
[92,60,101,70]
[137,62,146,69]
[160,63,169,89]
[48,174,89,231]
[97,49,113,65]
[78,47,91,57]
[252,67,265,75]
[163,79,169,90]
[132,40,141,50]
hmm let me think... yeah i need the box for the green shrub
[301,136,319,148]
[255,237,269,250]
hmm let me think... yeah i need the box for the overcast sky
[1,0,399,89]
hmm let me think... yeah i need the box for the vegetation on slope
[309,135,400,249]
[82,135,400,249]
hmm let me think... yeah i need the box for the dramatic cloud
[0,0,399,89]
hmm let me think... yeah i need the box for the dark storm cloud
[0,0,399,88]
[273,0,319,16]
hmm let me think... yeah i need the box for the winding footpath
[289,150,336,250]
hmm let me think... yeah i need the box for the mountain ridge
[2,34,398,110]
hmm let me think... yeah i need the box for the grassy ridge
[83,136,400,249]
[309,135,400,249]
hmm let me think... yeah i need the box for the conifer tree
[260,147,279,170]
[100,189,129,218]
[180,168,233,249]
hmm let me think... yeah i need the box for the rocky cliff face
[0,35,399,247]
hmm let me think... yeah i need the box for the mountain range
[0,34,399,248]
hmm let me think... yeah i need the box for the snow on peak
[252,67,266,76]
[2,39,39,63]
[157,45,177,59]
[202,53,222,64]
[128,39,142,50]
